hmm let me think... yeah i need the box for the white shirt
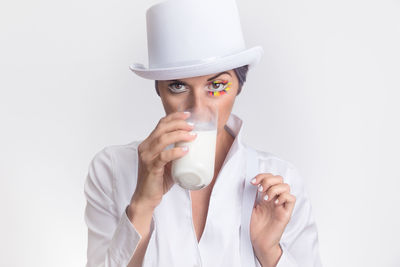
[84,112,323,267]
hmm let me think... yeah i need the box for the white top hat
[129,0,264,80]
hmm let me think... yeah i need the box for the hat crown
[145,0,246,69]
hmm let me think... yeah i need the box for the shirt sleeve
[254,243,298,267]
[84,147,155,267]
[255,164,323,267]
[276,164,323,267]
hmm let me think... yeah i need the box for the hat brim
[129,46,264,80]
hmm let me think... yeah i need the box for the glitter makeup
[208,80,232,96]
[167,80,232,96]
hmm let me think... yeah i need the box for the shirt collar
[221,112,245,166]
[207,112,245,197]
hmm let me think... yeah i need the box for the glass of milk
[171,104,218,190]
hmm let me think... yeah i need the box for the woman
[84,0,322,266]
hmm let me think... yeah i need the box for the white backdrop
[1,0,399,266]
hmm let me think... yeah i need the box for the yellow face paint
[208,80,232,96]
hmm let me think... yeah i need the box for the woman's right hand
[130,111,197,211]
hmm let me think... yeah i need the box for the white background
[1,0,399,266]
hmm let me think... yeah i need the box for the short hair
[154,64,249,96]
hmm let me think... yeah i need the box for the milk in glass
[172,128,217,190]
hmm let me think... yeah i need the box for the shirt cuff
[254,243,298,267]
[108,205,156,265]
[276,242,298,267]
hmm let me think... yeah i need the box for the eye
[206,80,232,96]
[208,80,230,91]
[168,82,188,93]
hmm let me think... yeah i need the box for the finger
[152,146,189,171]
[158,111,192,131]
[250,173,275,186]
[274,192,295,205]
[162,111,191,124]
[153,117,195,138]
[141,113,193,153]
[256,175,284,194]
[151,130,197,157]
[263,183,291,202]
[275,192,296,213]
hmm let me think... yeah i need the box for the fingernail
[258,185,263,192]
[275,198,279,204]
[189,131,197,135]
[187,121,194,127]
[251,178,257,184]
[184,111,191,116]
[264,194,269,201]
[181,146,188,151]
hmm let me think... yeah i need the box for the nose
[185,85,209,111]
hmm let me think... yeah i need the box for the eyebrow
[168,71,231,83]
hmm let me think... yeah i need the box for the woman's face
[157,69,239,135]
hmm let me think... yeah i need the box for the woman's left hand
[249,173,296,267]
